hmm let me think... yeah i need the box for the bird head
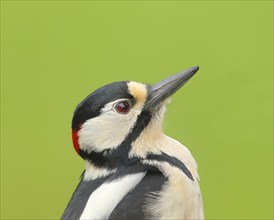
[72,66,199,168]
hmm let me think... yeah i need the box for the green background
[1,1,273,219]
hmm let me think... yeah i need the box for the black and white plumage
[61,66,204,220]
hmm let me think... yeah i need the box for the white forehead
[127,81,148,105]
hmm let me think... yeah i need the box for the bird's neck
[83,161,117,181]
[128,111,166,157]
[80,108,169,181]
[79,110,153,170]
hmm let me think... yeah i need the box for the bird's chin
[149,98,170,120]
[152,98,170,111]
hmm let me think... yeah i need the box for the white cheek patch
[78,99,141,152]
[80,172,146,220]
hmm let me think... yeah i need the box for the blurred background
[1,1,273,219]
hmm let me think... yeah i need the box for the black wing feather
[61,176,107,220]
[109,170,166,220]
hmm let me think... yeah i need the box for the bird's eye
[115,101,131,114]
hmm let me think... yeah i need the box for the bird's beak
[145,66,199,110]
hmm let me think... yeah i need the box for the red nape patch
[72,129,80,155]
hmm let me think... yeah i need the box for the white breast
[80,172,146,220]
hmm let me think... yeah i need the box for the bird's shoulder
[108,168,166,219]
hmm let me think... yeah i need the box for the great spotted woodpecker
[61,66,204,220]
